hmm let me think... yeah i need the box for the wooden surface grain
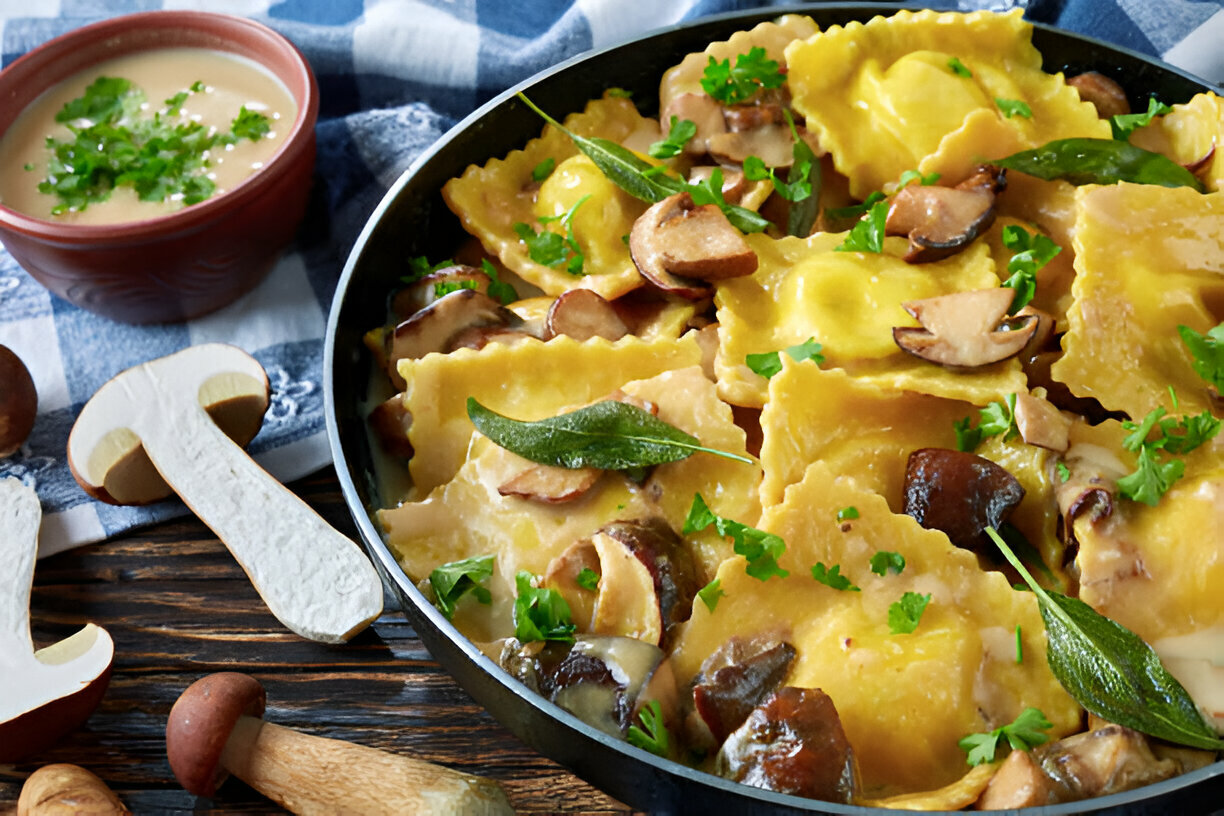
[0,468,636,815]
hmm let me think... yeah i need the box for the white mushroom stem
[67,345,382,644]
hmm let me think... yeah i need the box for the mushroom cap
[166,672,267,797]
[0,345,37,458]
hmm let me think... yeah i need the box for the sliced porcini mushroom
[67,345,383,644]
[716,686,858,804]
[17,763,129,815]
[0,345,37,458]
[1053,438,1129,552]
[687,635,797,751]
[885,168,1004,263]
[499,465,603,504]
[544,289,629,342]
[660,92,728,155]
[389,263,488,320]
[0,479,114,763]
[1013,392,1072,452]
[367,394,413,459]
[1066,72,1131,120]
[385,289,522,389]
[893,288,1039,369]
[629,192,758,299]
[903,448,1025,554]
[446,325,534,352]
[708,123,795,167]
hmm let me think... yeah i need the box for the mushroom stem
[218,715,514,816]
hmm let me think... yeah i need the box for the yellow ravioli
[1132,91,1224,193]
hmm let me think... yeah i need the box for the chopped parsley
[1116,398,1221,506]
[684,493,789,581]
[824,191,886,221]
[531,157,556,182]
[897,169,941,188]
[480,258,518,305]
[1015,625,1024,664]
[947,57,973,78]
[1111,96,1173,141]
[1056,461,1071,483]
[433,279,478,298]
[700,46,785,106]
[576,567,601,591]
[954,394,1020,452]
[870,551,906,576]
[744,337,824,379]
[513,570,576,643]
[996,98,1033,119]
[513,194,590,275]
[811,562,860,592]
[836,506,860,522]
[1178,322,1224,392]
[1000,225,1061,313]
[697,578,726,612]
[230,106,272,140]
[605,87,633,98]
[959,707,1052,766]
[649,116,697,159]
[835,198,889,254]
[627,699,670,757]
[888,591,931,634]
[428,555,494,620]
[403,255,456,284]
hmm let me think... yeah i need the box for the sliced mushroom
[903,448,1025,554]
[659,92,728,156]
[629,192,758,299]
[367,394,413,459]
[1013,393,1072,452]
[1066,72,1130,120]
[708,124,795,168]
[687,635,797,751]
[385,289,523,389]
[687,165,749,205]
[498,465,603,504]
[716,686,858,804]
[389,264,488,320]
[885,167,1004,263]
[1053,437,1129,553]
[892,288,1039,369]
[544,290,629,342]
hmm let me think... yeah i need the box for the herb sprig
[649,116,697,159]
[513,570,576,643]
[1178,322,1224,392]
[1000,225,1061,313]
[513,194,590,275]
[684,493,788,581]
[888,591,931,634]
[1111,97,1173,142]
[811,562,860,592]
[959,707,1053,766]
[627,699,671,757]
[1115,396,1220,506]
[745,337,824,379]
[954,394,1019,452]
[994,138,1203,191]
[429,555,494,620]
[700,47,785,106]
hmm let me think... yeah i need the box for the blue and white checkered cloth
[1,0,1221,558]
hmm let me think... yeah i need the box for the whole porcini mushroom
[67,344,383,644]
[0,479,114,763]
[17,763,128,815]
[0,344,37,457]
[893,288,1039,369]
[166,672,514,815]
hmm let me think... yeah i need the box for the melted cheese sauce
[0,48,296,225]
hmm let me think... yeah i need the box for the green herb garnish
[958,707,1052,766]
[627,699,671,757]
[995,138,1203,191]
[649,116,697,159]
[403,255,456,283]
[513,194,590,275]
[1056,461,1071,483]
[697,577,726,612]
[1111,97,1173,141]
[954,394,1019,452]
[429,555,494,620]
[1178,322,1224,392]
[228,106,271,141]
[1115,399,1220,505]
[824,191,886,221]
[700,46,785,106]
[888,591,931,634]
[1000,225,1062,313]
[576,567,601,591]
[835,199,889,253]
[897,169,941,188]
[870,551,906,576]
[811,562,860,592]
[684,493,788,581]
[836,506,859,522]
[995,98,1033,119]
[433,279,478,298]
[744,337,824,379]
[1015,625,1024,664]
[513,570,576,643]
[532,157,556,182]
[480,258,518,305]
[742,112,821,236]
[467,397,752,471]
[988,526,1224,751]
[947,57,973,78]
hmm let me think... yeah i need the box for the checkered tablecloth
[1,0,1220,558]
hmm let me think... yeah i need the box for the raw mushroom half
[893,287,1039,369]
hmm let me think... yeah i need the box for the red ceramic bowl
[0,12,318,324]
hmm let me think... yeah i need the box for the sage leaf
[785,109,821,238]
[988,527,1224,751]
[467,397,753,470]
[994,138,1203,191]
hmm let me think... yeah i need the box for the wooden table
[0,468,635,814]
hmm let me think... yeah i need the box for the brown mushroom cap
[892,288,1039,369]
[885,182,998,264]
[385,289,522,389]
[629,192,758,299]
[166,672,267,797]
[1067,72,1131,120]
[544,290,629,342]
[0,345,37,458]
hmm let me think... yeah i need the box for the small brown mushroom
[0,345,37,458]
[659,92,728,156]
[544,289,629,342]
[499,464,603,503]
[688,636,797,750]
[885,167,1005,263]
[367,394,413,459]
[629,192,758,299]
[388,263,489,320]
[166,672,513,814]
[903,448,1025,554]
[1013,392,1072,452]
[1066,72,1130,120]
[17,764,129,816]
[892,288,1039,369]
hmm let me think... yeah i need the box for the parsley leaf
[1111,96,1173,141]
[513,194,590,275]
[684,493,789,581]
[649,116,697,159]
[744,154,812,203]
[229,106,271,141]
[897,169,941,188]
[1000,225,1061,313]
[627,699,671,757]
[403,255,456,284]
[480,258,518,305]
[811,562,860,592]
[1056,461,1071,483]
[429,555,494,620]
[955,394,1019,452]
[870,551,906,576]
[697,578,726,612]
[434,279,478,298]
[700,47,785,106]
[55,76,135,124]
[164,90,190,117]
[576,567,601,591]
[1116,400,1220,505]
[888,591,931,634]
[513,570,576,643]
[959,708,1053,766]
[532,157,556,182]
[744,337,824,379]
[824,191,886,221]
[836,506,859,522]
[996,98,1033,119]
[947,57,973,78]
[835,199,889,254]
[1178,322,1224,392]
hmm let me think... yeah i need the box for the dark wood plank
[0,468,637,814]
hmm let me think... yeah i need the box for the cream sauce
[0,48,296,225]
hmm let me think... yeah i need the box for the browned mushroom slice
[629,192,758,299]
[892,288,1039,369]
[1066,72,1130,120]
[544,290,629,342]
[689,637,797,749]
[687,166,749,204]
[384,289,522,388]
[903,448,1025,554]
[885,183,998,263]
[498,465,603,504]
[659,92,728,156]
[367,394,413,459]
[1053,437,1128,552]
[708,123,795,167]
[389,264,488,320]
[716,687,858,804]
[601,519,699,650]
[1013,393,1072,452]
